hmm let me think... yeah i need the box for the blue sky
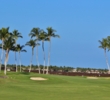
[0,0,110,69]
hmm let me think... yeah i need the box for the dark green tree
[39,30,47,74]
[46,27,60,74]
[29,28,41,73]
[15,44,27,72]
[10,30,23,72]
[0,36,15,75]
[99,38,110,72]
[0,27,10,73]
[26,39,39,72]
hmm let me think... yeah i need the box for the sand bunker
[87,77,98,79]
[30,77,47,81]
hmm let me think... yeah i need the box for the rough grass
[0,72,110,100]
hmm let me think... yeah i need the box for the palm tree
[29,28,41,73]
[0,27,10,73]
[39,30,47,74]
[46,27,60,74]
[99,38,110,72]
[15,44,27,72]
[26,39,40,72]
[10,30,23,72]
[0,36,15,75]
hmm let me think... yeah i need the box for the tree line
[0,27,59,75]
[1,64,108,74]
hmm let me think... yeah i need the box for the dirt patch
[0,76,8,79]
[87,77,98,79]
[30,77,47,81]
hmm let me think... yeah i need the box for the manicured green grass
[0,72,110,100]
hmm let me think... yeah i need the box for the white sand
[30,77,47,80]
[87,77,98,79]
[103,78,110,79]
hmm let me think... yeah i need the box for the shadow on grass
[20,72,30,75]
[4,71,30,75]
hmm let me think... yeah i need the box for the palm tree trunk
[4,49,9,75]
[36,45,40,74]
[19,52,22,72]
[4,60,7,75]
[29,48,34,72]
[15,51,17,72]
[104,50,110,73]
[15,42,17,72]
[42,41,45,74]
[46,40,51,74]
[0,41,4,72]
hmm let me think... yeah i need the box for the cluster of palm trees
[0,27,26,75]
[26,27,59,74]
[99,36,110,72]
[0,27,59,75]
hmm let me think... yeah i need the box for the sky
[0,0,110,69]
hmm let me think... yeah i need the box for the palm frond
[3,36,15,51]
[11,30,22,40]
[0,27,10,41]
[29,27,41,38]
[46,27,60,39]
[39,30,47,41]
[21,50,27,52]
[25,39,38,48]
[98,38,108,50]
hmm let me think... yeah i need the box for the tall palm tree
[29,28,41,73]
[0,36,15,75]
[99,38,110,72]
[0,27,10,73]
[26,39,40,72]
[10,30,23,72]
[46,27,60,74]
[39,30,47,74]
[15,44,27,72]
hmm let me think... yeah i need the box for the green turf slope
[0,72,110,100]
